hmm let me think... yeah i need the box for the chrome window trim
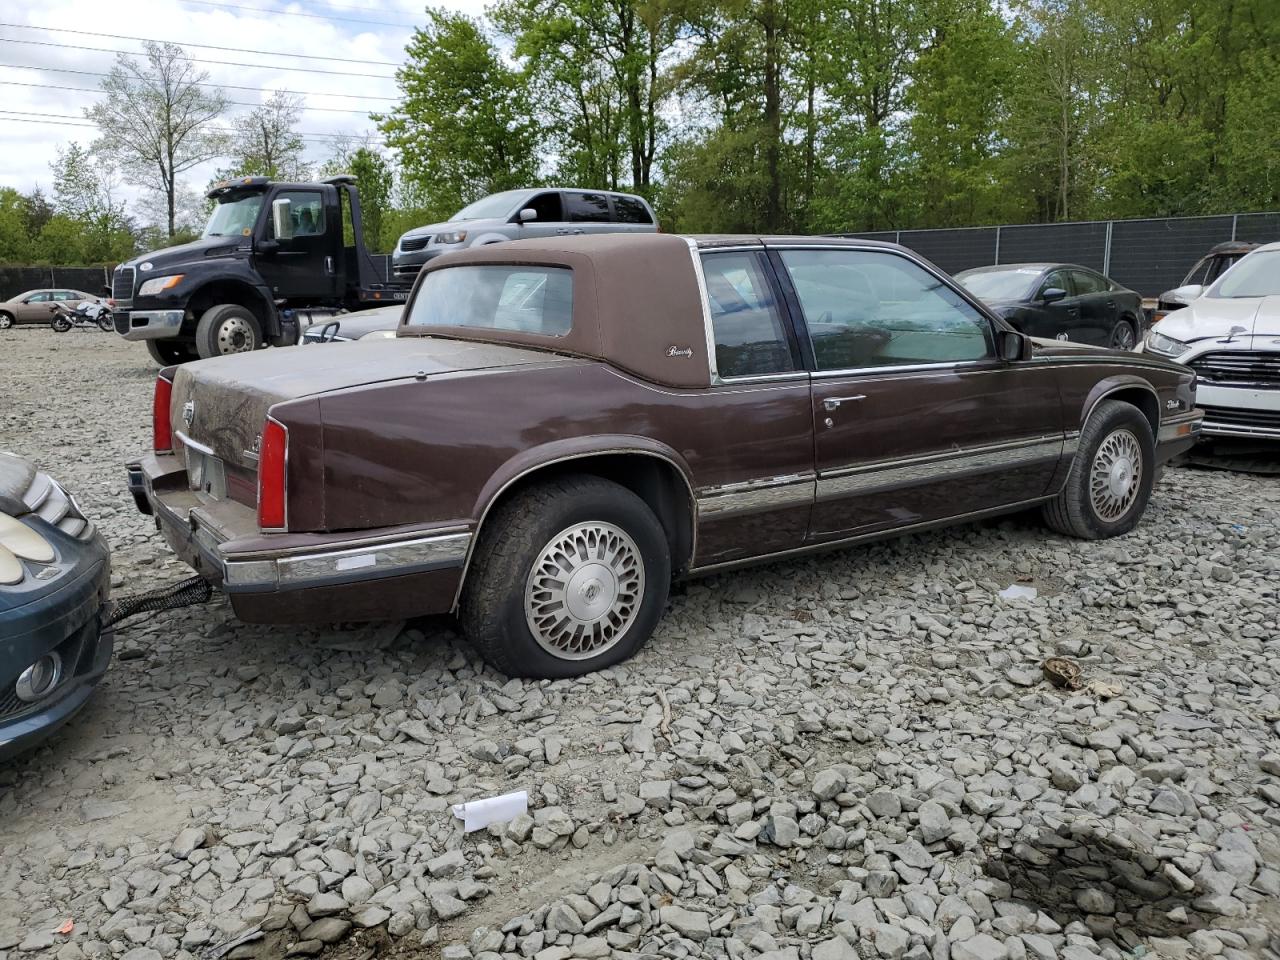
[174,431,215,457]
[810,358,997,380]
[684,238,721,384]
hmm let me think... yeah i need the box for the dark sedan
[956,263,1144,350]
[1,452,113,761]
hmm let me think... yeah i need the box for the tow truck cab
[111,175,407,365]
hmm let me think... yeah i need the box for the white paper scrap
[452,790,528,833]
[998,583,1038,600]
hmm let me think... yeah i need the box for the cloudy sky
[1,0,483,215]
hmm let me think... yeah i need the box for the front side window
[274,191,325,237]
[612,196,654,224]
[408,265,572,336]
[701,252,795,378]
[25,292,49,303]
[781,249,993,371]
[1211,250,1280,299]
[1039,270,1072,298]
[523,192,563,223]
[566,192,612,223]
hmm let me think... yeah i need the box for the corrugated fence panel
[1233,213,1280,244]
[999,221,1108,272]
[1108,216,1235,294]
[896,228,998,274]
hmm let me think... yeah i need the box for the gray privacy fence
[842,211,1279,297]
[0,265,114,300]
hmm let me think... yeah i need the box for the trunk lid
[169,337,574,473]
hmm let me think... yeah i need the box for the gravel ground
[2,329,1279,960]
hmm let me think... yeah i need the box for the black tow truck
[110,175,409,364]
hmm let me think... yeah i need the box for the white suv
[392,188,659,283]
[1142,241,1280,441]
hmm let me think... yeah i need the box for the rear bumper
[128,453,469,623]
[120,310,184,341]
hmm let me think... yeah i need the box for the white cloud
[0,0,487,224]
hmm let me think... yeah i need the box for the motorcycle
[49,301,113,333]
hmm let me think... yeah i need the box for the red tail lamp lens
[153,375,174,452]
[257,418,288,530]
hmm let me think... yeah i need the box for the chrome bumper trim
[1158,412,1204,443]
[122,310,184,341]
[697,473,816,518]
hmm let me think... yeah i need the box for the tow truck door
[256,187,341,301]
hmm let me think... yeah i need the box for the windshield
[204,193,265,238]
[407,265,572,336]
[1210,251,1280,298]
[450,191,527,222]
[956,268,1040,301]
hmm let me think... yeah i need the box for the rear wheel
[1043,399,1154,539]
[460,475,671,678]
[195,304,262,359]
[1109,319,1137,350]
[50,315,71,333]
[146,339,200,366]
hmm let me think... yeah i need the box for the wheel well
[480,454,695,572]
[187,281,270,332]
[1097,387,1159,437]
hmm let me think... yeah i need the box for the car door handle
[823,395,866,411]
[555,228,573,235]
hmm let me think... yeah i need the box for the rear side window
[408,265,573,337]
[612,196,653,224]
[1071,270,1108,294]
[701,252,795,378]
[566,192,611,223]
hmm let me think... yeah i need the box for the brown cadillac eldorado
[127,234,1203,677]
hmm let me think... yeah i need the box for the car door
[512,191,567,240]
[693,249,815,565]
[1068,269,1115,344]
[1032,269,1090,342]
[773,246,1065,541]
[257,188,338,300]
[18,291,51,323]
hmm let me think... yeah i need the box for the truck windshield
[1210,251,1280,299]
[204,193,265,238]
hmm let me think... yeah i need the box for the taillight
[257,417,288,530]
[153,374,174,452]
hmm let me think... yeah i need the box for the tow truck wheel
[195,304,262,359]
[146,340,200,366]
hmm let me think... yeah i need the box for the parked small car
[1153,241,1259,324]
[1141,241,1280,443]
[0,451,112,761]
[128,234,1200,679]
[302,305,401,343]
[0,289,103,328]
[955,264,1145,349]
[391,188,658,283]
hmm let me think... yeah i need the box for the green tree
[376,9,541,219]
[87,41,229,239]
[221,91,309,181]
[0,188,33,262]
[319,141,395,251]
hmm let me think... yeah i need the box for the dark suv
[391,188,659,283]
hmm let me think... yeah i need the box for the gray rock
[813,768,847,801]
[660,906,710,941]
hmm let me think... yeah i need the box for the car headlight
[138,275,184,296]
[1144,330,1188,358]
[435,231,468,244]
[0,512,56,586]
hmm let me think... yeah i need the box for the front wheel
[1042,399,1155,539]
[1109,319,1137,351]
[96,314,113,332]
[146,339,201,366]
[460,475,671,678]
[0,312,13,329]
[195,304,262,358]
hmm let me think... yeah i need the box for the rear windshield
[407,265,573,336]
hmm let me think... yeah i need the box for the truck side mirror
[272,198,294,240]
[516,208,538,224]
